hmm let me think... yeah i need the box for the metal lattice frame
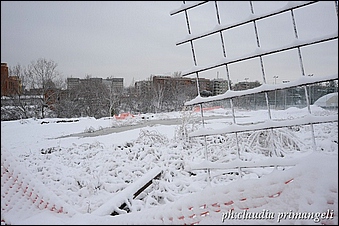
[171,1,338,180]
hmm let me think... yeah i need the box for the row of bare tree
[2,58,64,120]
[1,58,199,120]
[2,58,337,121]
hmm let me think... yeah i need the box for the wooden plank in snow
[92,166,162,216]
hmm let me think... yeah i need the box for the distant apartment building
[66,78,80,90]
[1,62,22,96]
[152,75,196,90]
[103,78,124,92]
[210,78,229,95]
[135,75,212,96]
[135,80,153,96]
[67,77,124,93]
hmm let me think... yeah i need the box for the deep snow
[1,106,338,225]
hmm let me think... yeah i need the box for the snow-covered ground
[1,106,338,225]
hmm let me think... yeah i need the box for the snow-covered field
[1,106,338,225]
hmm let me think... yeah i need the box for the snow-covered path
[58,114,236,138]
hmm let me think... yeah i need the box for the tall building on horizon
[66,77,124,93]
[1,62,22,96]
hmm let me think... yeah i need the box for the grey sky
[1,1,338,87]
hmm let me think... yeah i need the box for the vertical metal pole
[250,1,278,158]
[183,1,210,183]
[290,9,317,152]
[215,1,242,177]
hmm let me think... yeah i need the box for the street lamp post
[283,80,290,109]
[273,76,278,109]
[308,74,313,104]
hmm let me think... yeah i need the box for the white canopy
[314,92,338,108]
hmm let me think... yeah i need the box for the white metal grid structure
[170,1,338,180]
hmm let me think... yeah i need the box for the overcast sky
[1,1,338,87]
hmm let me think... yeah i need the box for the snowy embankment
[1,106,338,224]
